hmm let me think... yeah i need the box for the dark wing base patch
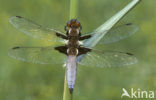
[78,46,91,56]
[55,46,68,55]
[79,35,92,40]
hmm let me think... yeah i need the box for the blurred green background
[0,0,156,100]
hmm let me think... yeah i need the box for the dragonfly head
[65,19,82,31]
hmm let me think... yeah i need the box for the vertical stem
[70,0,79,19]
[63,74,67,100]
[63,0,79,100]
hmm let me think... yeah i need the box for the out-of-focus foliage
[0,0,156,100]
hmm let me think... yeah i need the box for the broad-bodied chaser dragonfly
[9,16,138,94]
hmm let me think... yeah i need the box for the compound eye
[67,20,72,27]
[76,20,81,30]
[76,20,80,24]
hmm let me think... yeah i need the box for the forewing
[8,46,66,64]
[98,23,139,44]
[78,50,137,68]
[9,16,65,42]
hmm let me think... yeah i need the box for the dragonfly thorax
[64,19,81,56]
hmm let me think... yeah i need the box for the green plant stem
[63,0,79,100]
[70,0,79,19]
[63,74,67,100]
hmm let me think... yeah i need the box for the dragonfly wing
[9,16,66,42]
[78,50,137,68]
[8,46,66,64]
[98,23,139,44]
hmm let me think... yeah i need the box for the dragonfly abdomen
[66,55,77,94]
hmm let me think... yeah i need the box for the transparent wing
[9,16,66,42]
[78,50,137,68]
[8,46,66,64]
[98,23,139,44]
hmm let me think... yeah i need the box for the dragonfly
[9,16,138,94]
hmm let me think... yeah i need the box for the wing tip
[126,23,139,29]
[126,52,133,55]
[12,46,20,49]
[126,23,132,25]
[125,52,138,65]
[9,16,23,24]
[15,16,22,18]
[10,16,22,19]
[8,46,20,58]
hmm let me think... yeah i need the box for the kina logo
[121,88,154,99]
